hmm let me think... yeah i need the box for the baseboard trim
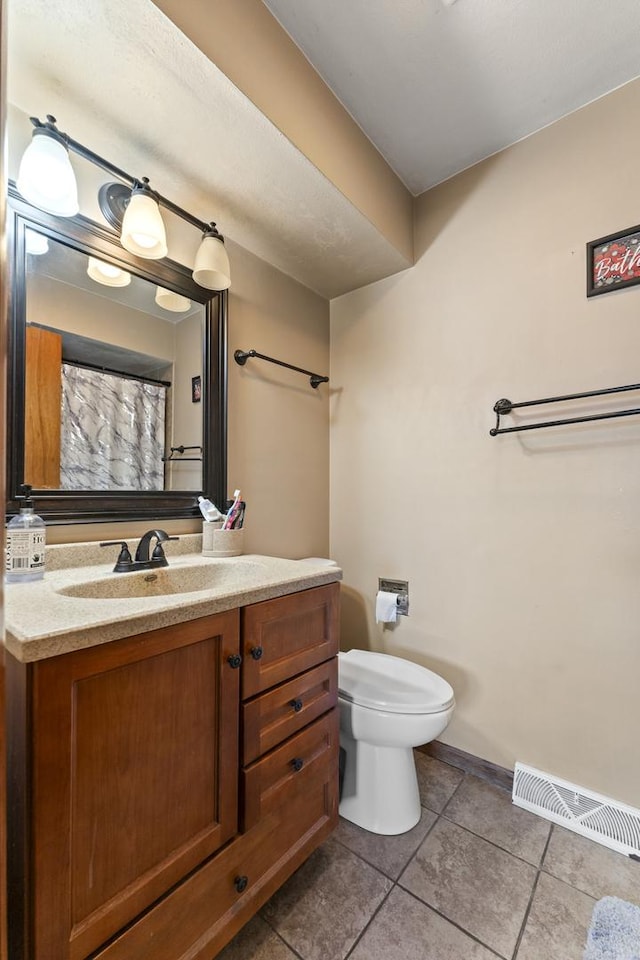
[418,741,514,792]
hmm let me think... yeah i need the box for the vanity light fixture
[155,286,191,312]
[16,114,231,289]
[120,179,168,259]
[17,117,79,217]
[25,228,49,256]
[193,224,231,291]
[87,256,131,288]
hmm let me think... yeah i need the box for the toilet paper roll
[376,590,398,623]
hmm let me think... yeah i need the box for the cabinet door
[24,326,61,489]
[242,583,340,698]
[30,609,239,960]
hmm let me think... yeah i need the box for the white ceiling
[263,0,640,195]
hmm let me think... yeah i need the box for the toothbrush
[222,489,242,530]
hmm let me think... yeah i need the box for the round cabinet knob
[250,646,263,661]
[291,757,304,773]
[290,698,303,713]
[234,875,248,893]
[227,654,242,669]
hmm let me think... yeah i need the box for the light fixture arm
[29,115,222,240]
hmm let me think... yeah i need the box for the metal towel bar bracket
[162,445,203,462]
[234,348,329,389]
[490,381,640,435]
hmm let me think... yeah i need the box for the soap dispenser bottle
[5,483,46,582]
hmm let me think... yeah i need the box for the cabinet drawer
[243,659,337,764]
[242,583,340,698]
[242,709,338,831]
[94,722,338,960]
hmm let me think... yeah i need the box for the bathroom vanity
[5,545,341,960]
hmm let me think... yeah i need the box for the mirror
[6,187,227,523]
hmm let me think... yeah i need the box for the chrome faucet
[100,530,179,573]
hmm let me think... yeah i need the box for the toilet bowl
[338,649,455,836]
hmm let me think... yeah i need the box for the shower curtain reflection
[60,364,167,490]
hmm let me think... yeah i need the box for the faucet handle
[151,536,179,563]
[100,541,133,572]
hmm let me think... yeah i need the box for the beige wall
[330,79,640,807]
[227,239,330,559]
[27,274,176,361]
[151,0,413,263]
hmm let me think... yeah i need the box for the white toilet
[296,559,455,837]
[338,649,455,835]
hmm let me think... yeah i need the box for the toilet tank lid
[338,650,454,714]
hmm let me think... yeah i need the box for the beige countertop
[4,536,342,663]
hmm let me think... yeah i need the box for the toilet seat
[338,650,454,715]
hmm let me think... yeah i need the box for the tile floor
[219,753,640,960]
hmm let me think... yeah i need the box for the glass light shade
[192,235,231,290]
[17,130,79,217]
[87,256,131,287]
[155,286,191,312]
[25,229,49,256]
[120,192,168,259]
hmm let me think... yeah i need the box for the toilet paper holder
[378,578,409,616]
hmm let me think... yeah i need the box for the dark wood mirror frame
[6,186,227,524]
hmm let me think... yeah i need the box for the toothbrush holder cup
[202,522,244,557]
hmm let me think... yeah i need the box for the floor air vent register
[512,763,640,858]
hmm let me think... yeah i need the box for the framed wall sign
[587,224,640,297]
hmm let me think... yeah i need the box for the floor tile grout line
[395,807,443,886]
[539,824,554,871]
[438,769,469,817]
[438,811,549,869]
[537,824,596,899]
[342,883,396,960]
[436,767,552,868]
[422,754,514,795]
[259,912,307,960]
[509,825,554,959]
[330,833,421,883]
[331,807,443,884]
[510,868,542,960]
[538,864,599,905]
[396,883,509,959]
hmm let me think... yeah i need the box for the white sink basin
[56,560,265,600]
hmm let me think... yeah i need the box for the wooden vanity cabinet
[8,581,340,960]
[9,609,241,960]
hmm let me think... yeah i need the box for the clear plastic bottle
[198,496,224,522]
[5,484,46,583]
